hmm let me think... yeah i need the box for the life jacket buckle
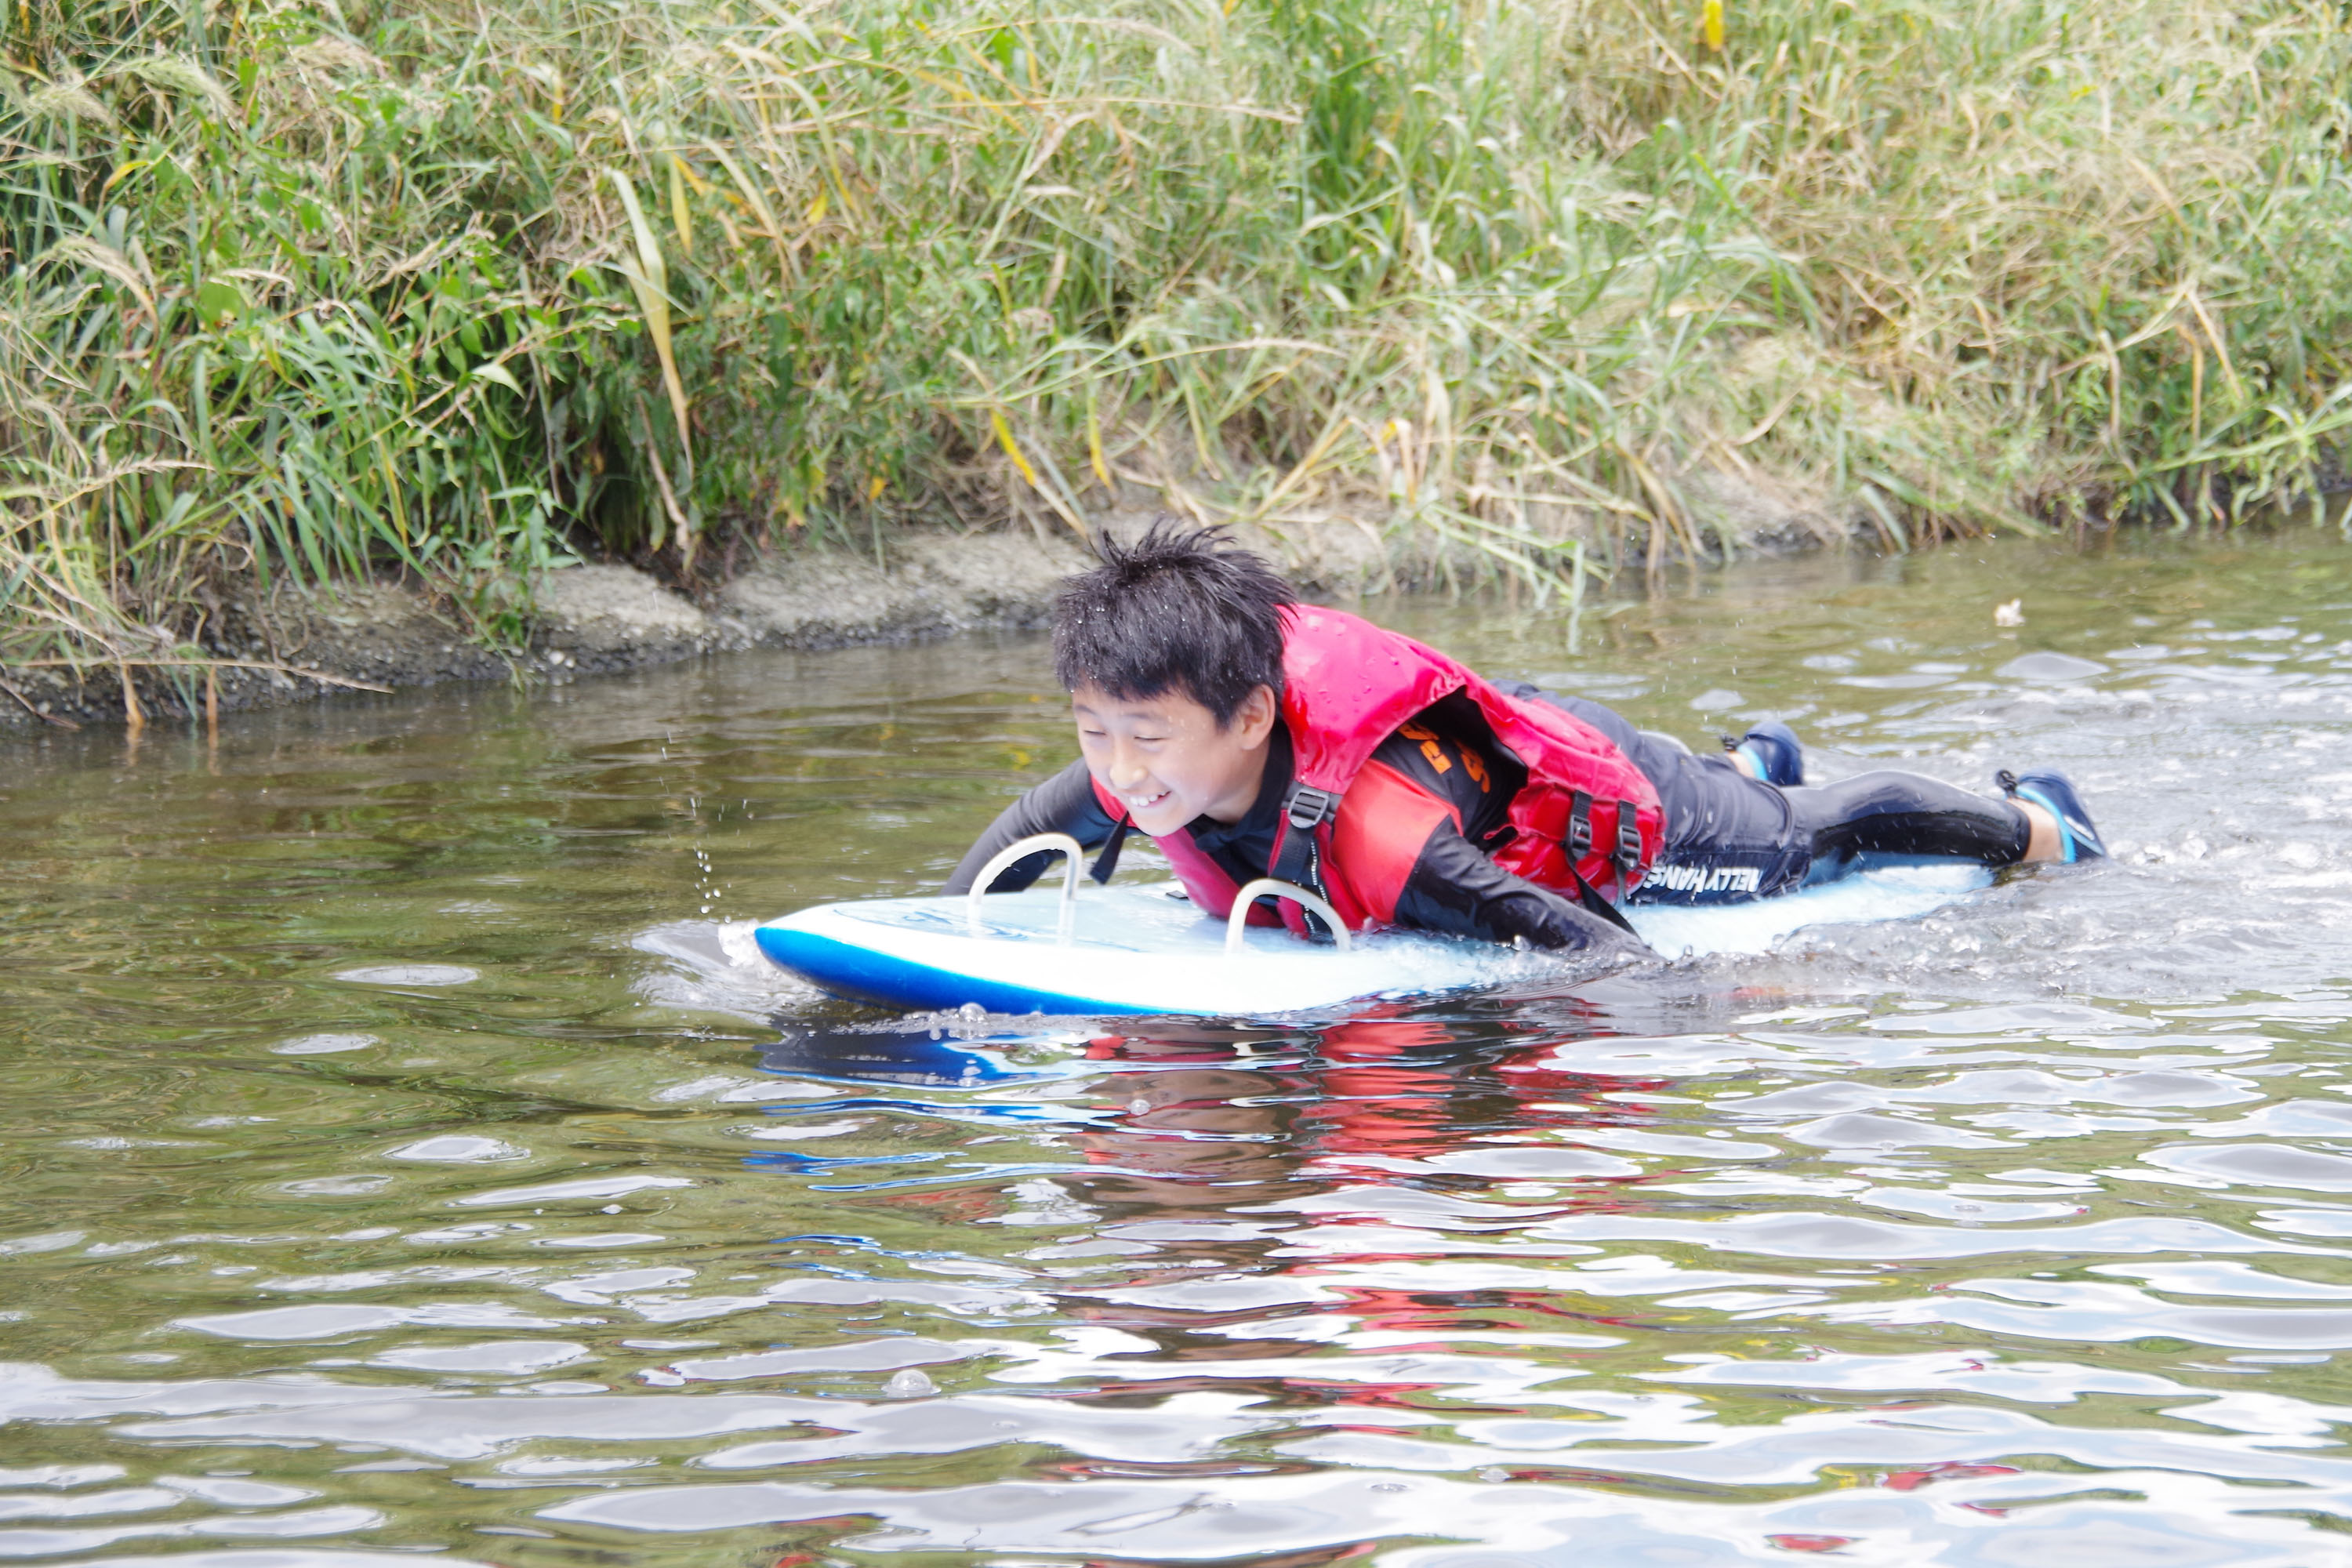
[1286,785,1338,832]
[1566,789,1593,857]
[1614,799,1643,877]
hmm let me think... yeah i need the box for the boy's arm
[1395,823,1656,959]
[942,759,1118,895]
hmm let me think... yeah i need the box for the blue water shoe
[1725,720,1805,787]
[1999,768,2107,862]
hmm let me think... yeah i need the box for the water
[2,527,2350,1566]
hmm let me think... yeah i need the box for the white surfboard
[755,880,1545,1016]
[753,838,1990,1016]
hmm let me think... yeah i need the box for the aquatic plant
[7,0,2352,697]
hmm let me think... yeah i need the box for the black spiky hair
[1051,517,1296,727]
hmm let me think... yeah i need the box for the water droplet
[883,1368,936,1399]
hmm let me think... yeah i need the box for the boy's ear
[1234,683,1281,745]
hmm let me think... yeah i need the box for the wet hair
[1053,517,1295,727]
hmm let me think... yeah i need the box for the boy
[946,522,2103,959]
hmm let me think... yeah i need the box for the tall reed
[7,0,2350,678]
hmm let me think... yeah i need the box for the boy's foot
[1724,720,1804,787]
[1998,768,2107,862]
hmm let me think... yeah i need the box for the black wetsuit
[946,684,2031,954]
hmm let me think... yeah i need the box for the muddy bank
[0,481,1851,732]
[1,528,1100,731]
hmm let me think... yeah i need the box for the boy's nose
[1105,743,1151,791]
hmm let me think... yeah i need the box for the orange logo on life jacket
[1399,720,1492,792]
[1398,720,1451,775]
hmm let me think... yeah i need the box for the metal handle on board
[1225,878,1353,956]
[964,832,1085,942]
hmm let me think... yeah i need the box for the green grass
[8,0,2352,691]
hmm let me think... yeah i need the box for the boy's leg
[1501,684,2090,898]
[1790,771,2033,878]
[2001,771,2106,862]
[1632,752,1812,902]
[1639,764,2057,900]
[2016,799,2063,862]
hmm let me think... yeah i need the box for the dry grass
[7,0,2352,693]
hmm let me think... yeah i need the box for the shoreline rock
[0,526,1096,732]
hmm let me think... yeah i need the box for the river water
[3,527,2350,1566]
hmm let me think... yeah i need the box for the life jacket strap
[1090,816,1131,884]
[1568,866,1639,935]
[1615,800,1644,880]
[1563,789,1635,931]
[1269,783,1339,938]
[1567,789,1593,857]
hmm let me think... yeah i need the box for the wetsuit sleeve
[1392,820,1656,959]
[942,759,1118,895]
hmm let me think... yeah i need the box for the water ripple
[5,532,2351,1562]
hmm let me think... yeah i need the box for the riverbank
[0,527,1075,731]
[8,480,2340,731]
[1,505,1465,729]
[10,0,2352,700]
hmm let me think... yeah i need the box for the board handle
[965,832,1085,942]
[1225,878,1354,956]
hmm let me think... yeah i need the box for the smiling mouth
[1123,789,1173,812]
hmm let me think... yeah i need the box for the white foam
[270,1033,379,1056]
[333,964,478,987]
[1627,862,1989,956]
[633,920,824,1020]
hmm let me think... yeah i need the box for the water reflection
[2,528,2351,1563]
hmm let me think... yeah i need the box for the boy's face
[1072,681,1280,836]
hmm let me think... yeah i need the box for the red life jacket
[1087,604,1664,935]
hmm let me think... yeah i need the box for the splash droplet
[883,1367,937,1399]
